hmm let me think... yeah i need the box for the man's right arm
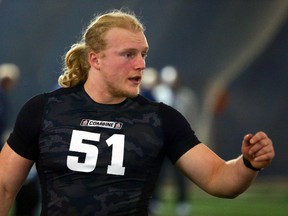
[0,143,34,215]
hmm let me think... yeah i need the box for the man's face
[96,27,149,100]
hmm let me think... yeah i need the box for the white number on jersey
[67,130,126,175]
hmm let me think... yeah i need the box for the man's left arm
[175,131,274,198]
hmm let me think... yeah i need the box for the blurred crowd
[141,65,199,216]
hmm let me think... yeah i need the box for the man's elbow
[209,188,245,199]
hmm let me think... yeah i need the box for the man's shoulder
[133,94,159,106]
[47,84,82,97]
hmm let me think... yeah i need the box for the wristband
[243,157,262,171]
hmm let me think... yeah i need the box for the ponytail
[58,43,90,87]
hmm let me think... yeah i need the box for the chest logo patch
[80,119,123,130]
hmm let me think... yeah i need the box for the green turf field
[9,177,288,216]
[151,177,288,216]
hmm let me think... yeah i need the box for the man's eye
[123,52,135,58]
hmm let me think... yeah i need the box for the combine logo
[80,119,123,130]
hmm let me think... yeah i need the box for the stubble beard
[109,84,140,99]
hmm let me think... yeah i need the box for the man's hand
[241,131,275,170]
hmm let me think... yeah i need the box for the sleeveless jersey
[7,84,200,216]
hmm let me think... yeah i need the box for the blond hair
[58,9,145,88]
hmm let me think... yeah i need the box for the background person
[0,63,20,145]
[150,65,199,216]
[0,63,40,216]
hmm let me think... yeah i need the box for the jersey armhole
[7,94,46,160]
[159,103,201,164]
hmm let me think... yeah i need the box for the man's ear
[88,51,101,70]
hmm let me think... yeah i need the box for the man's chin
[125,88,140,98]
[114,88,139,99]
[126,92,139,98]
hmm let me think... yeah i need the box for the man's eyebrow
[143,46,149,52]
[122,48,137,52]
[121,47,149,53]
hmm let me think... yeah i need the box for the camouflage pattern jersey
[7,84,200,216]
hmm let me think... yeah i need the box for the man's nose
[134,54,146,70]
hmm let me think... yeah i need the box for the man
[0,10,274,216]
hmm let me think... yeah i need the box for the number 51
[67,130,126,176]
